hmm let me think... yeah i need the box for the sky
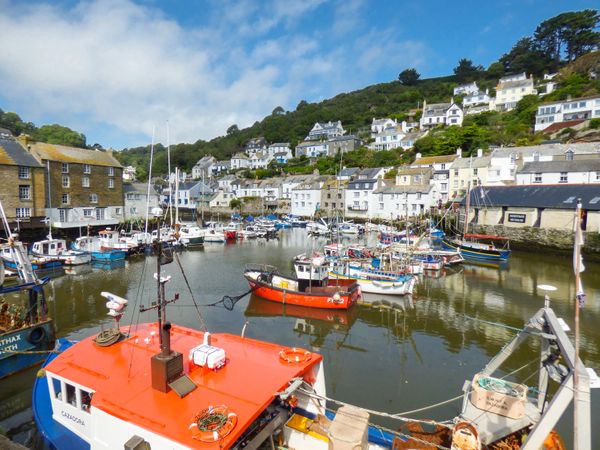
[0,0,597,149]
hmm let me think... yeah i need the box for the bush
[589,118,600,129]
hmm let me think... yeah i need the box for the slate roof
[232,152,249,160]
[491,142,600,158]
[28,141,121,167]
[520,160,600,173]
[338,167,359,177]
[413,154,458,165]
[374,184,433,194]
[538,94,600,106]
[463,184,600,211]
[358,168,383,179]
[124,182,159,195]
[422,103,451,117]
[497,79,533,90]
[0,136,43,167]
[0,128,13,137]
[348,179,377,189]
[451,156,491,169]
[396,166,433,176]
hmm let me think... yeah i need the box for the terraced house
[18,136,124,229]
[0,130,46,228]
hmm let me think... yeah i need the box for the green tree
[226,124,239,135]
[296,100,308,111]
[534,10,600,65]
[34,124,86,148]
[230,198,242,210]
[486,61,505,79]
[453,58,483,82]
[272,106,285,116]
[499,37,551,77]
[398,68,420,85]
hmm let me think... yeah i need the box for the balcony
[347,205,368,211]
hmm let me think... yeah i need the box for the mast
[175,167,180,225]
[573,199,584,450]
[167,122,173,227]
[463,156,472,238]
[144,127,156,236]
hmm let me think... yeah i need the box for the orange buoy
[279,347,312,364]
[189,405,237,442]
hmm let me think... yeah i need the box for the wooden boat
[441,234,511,263]
[72,236,127,261]
[31,238,91,266]
[244,255,361,309]
[328,263,417,296]
[0,217,56,379]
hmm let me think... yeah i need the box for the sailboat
[442,182,510,264]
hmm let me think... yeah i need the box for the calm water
[1,229,599,449]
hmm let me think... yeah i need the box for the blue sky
[0,0,597,149]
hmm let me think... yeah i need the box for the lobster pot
[189,344,226,370]
[327,405,369,450]
[470,374,526,419]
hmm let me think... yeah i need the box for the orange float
[189,405,237,442]
[280,347,312,364]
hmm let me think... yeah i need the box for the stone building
[0,134,46,228]
[18,136,124,229]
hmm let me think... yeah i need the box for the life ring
[27,326,47,345]
[189,405,237,442]
[279,347,312,364]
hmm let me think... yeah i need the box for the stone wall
[469,224,600,260]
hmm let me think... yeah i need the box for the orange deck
[45,323,322,449]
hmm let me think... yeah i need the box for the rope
[173,251,207,329]
[0,348,58,354]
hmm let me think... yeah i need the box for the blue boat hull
[441,239,510,263]
[3,259,63,270]
[33,339,90,450]
[0,320,56,379]
[90,250,126,261]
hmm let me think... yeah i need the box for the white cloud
[0,0,428,148]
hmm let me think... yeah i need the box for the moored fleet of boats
[3,201,591,450]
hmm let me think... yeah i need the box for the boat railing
[244,263,279,274]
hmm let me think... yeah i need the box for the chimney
[416,152,422,160]
[477,148,483,158]
[456,147,462,158]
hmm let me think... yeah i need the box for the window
[59,209,69,222]
[559,172,568,183]
[18,166,30,179]
[16,207,31,218]
[534,173,542,183]
[354,191,360,198]
[81,390,92,412]
[115,207,121,215]
[62,175,70,188]
[90,193,98,203]
[83,209,93,217]
[108,178,114,189]
[379,203,384,210]
[417,193,422,200]
[130,207,137,214]
[82,176,90,187]
[19,185,31,200]
[96,208,105,220]
[441,183,447,191]
[108,167,115,176]
[61,193,69,204]
[473,168,478,176]
[61,163,69,173]
[454,169,459,176]
[565,150,574,161]
[66,383,76,406]
[596,171,600,181]
[83,164,91,174]
[533,152,540,162]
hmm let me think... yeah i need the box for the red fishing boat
[244,254,361,310]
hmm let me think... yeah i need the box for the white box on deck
[189,344,226,369]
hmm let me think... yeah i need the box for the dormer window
[565,150,574,161]
[533,152,540,162]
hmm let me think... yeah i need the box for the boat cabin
[32,239,67,257]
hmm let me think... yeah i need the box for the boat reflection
[90,259,127,271]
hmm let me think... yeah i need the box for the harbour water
[1,228,599,449]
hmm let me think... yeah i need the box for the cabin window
[81,390,92,412]
[65,383,77,406]
[297,265,304,272]
[51,378,62,400]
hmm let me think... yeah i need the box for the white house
[291,176,328,217]
[453,82,479,96]
[295,141,329,158]
[211,160,230,176]
[371,181,438,220]
[420,101,463,129]
[123,182,160,220]
[372,126,405,151]
[162,181,212,210]
[209,190,237,208]
[231,152,250,170]
[345,178,378,219]
[534,95,600,132]
[495,73,536,111]
[371,118,398,135]
[249,151,273,169]
[244,137,268,156]
[410,152,459,203]
[281,174,312,200]
[268,143,291,157]
[516,160,600,185]
[192,155,216,179]
[218,174,237,192]
[307,121,345,141]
